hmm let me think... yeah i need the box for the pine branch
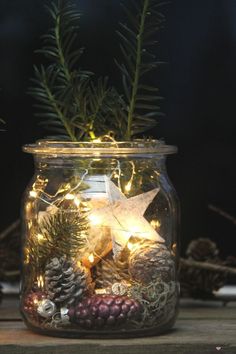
[30,0,126,141]
[117,0,165,139]
[30,0,92,141]
[26,208,88,273]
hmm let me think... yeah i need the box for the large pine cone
[94,256,129,289]
[45,256,92,306]
[129,240,175,284]
[68,295,142,329]
[186,238,219,261]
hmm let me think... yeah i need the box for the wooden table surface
[0,296,236,354]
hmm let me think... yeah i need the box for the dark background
[0,0,235,256]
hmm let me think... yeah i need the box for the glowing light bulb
[65,193,75,200]
[33,298,39,305]
[88,214,102,226]
[36,233,45,243]
[125,181,132,193]
[37,275,44,289]
[74,197,81,207]
[29,190,37,198]
[150,220,161,229]
[88,253,95,263]
[93,138,102,143]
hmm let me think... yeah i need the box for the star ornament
[88,185,164,254]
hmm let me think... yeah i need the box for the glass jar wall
[21,141,179,338]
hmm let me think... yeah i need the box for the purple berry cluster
[68,295,142,329]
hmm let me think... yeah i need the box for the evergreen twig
[117,0,165,140]
[26,209,88,273]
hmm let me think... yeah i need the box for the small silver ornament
[60,307,70,324]
[111,282,128,296]
[37,299,56,318]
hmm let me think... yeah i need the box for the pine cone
[186,238,219,261]
[68,295,142,329]
[45,256,92,306]
[129,240,175,284]
[94,256,129,289]
[180,262,226,299]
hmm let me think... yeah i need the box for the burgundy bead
[91,306,98,317]
[114,297,123,305]
[129,305,137,314]
[98,304,110,318]
[80,308,89,319]
[124,299,133,306]
[84,298,92,307]
[103,296,114,306]
[121,304,130,314]
[110,305,121,317]
[92,296,102,306]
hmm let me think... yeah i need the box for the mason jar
[21,140,179,338]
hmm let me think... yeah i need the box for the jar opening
[23,140,177,156]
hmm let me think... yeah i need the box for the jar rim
[23,140,177,156]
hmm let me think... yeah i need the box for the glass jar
[21,140,179,338]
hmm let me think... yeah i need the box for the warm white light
[36,233,45,243]
[88,253,95,263]
[93,138,102,143]
[74,197,81,207]
[29,190,37,198]
[65,193,75,200]
[125,181,132,192]
[37,275,44,289]
[150,220,161,229]
[127,241,134,251]
[88,214,102,226]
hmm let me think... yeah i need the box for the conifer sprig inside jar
[21,0,179,338]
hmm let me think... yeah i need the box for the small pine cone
[129,240,175,284]
[45,256,92,306]
[68,295,142,329]
[94,257,129,289]
[186,238,219,261]
[180,263,226,299]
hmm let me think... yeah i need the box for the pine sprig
[27,209,88,272]
[117,0,165,140]
[29,0,125,141]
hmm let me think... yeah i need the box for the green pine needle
[117,0,165,140]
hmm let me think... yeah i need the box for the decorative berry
[68,295,142,329]
[23,291,47,321]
